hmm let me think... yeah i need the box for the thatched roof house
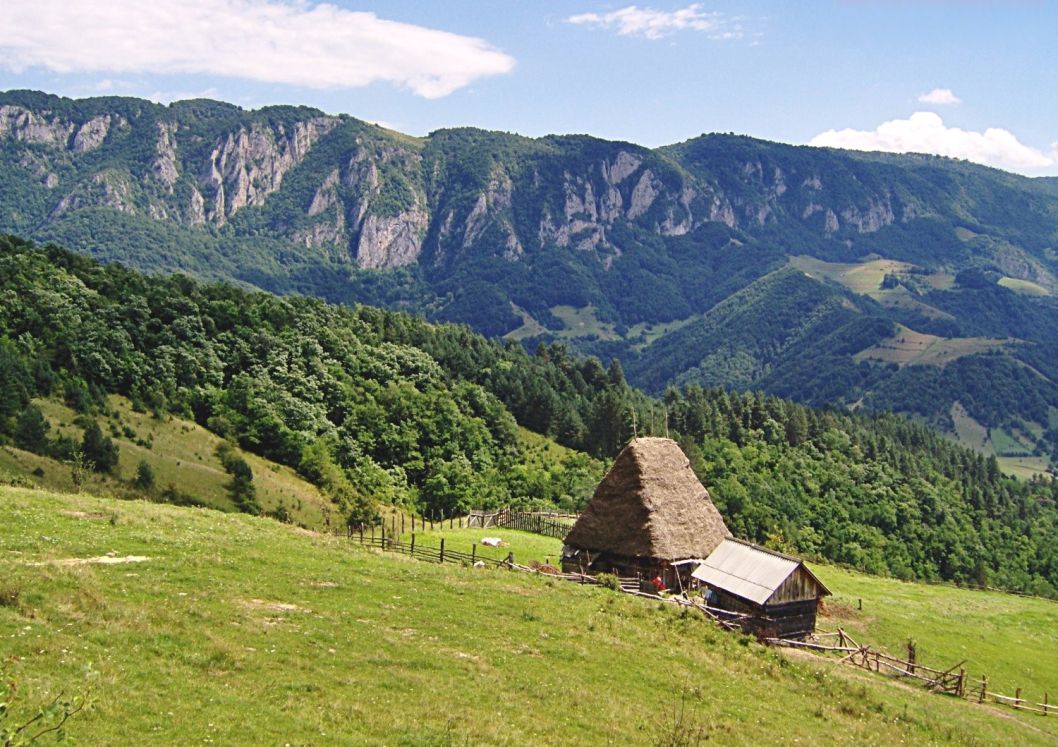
[562,437,730,584]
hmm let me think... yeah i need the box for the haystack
[562,437,730,579]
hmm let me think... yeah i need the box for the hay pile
[564,437,730,560]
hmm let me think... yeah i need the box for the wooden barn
[692,538,830,640]
[561,437,731,590]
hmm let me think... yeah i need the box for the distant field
[998,276,1052,296]
[989,426,1034,457]
[789,255,914,295]
[946,403,1053,478]
[4,486,1057,744]
[789,256,956,318]
[854,324,1012,368]
[950,403,990,452]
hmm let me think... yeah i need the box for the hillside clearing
[3,486,1057,745]
[853,324,1013,368]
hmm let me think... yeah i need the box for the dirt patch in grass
[28,553,149,567]
[61,510,112,521]
[242,598,310,613]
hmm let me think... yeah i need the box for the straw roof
[564,437,731,560]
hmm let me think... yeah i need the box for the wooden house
[692,538,830,639]
[561,437,731,589]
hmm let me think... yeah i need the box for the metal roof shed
[692,538,831,639]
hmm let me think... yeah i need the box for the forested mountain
[3,90,1058,467]
[2,236,1057,595]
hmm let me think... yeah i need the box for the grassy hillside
[815,566,1058,702]
[0,395,334,528]
[1,486,1056,745]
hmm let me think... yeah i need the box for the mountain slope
[3,90,1058,465]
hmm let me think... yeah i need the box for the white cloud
[810,112,1054,172]
[568,4,738,40]
[918,88,961,105]
[0,0,515,99]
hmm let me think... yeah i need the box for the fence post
[381,522,385,549]
[507,551,514,569]
[472,544,476,564]
[907,639,916,675]
[1044,692,1048,715]
[401,514,405,535]
[440,538,445,564]
[359,524,363,544]
[450,513,453,529]
[411,533,416,557]
[1016,688,1022,709]
[979,676,987,704]
[958,668,966,698]
[371,524,375,543]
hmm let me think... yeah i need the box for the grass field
[815,566,1058,705]
[0,396,335,529]
[5,486,1058,745]
[853,324,1012,368]
[998,277,1052,297]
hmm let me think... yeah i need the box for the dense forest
[1,235,1056,596]
[5,90,1058,462]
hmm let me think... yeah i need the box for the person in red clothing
[651,574,666,592]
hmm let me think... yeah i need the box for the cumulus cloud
[918,88,961,105]
[0,0,515,99]
[567,3,738,40]
[810,112,1054,172]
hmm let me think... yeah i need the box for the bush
[596,572,621,591]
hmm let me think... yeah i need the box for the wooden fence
[349,527,753,631]
[466,507,578,539]
[770,629,1057,719]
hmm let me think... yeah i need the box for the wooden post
[411,533,416,557]
[907,639,916,675]
[412,514,415,532]
[958,668,966,698]
[359,524,363,544]
[401,514,405,535]
[507,551,514,568]
[1044,693,1049,715]
[440,537,446,564]
[449,514,453,529]
[979,676,987,704]
[371,524,375,543]
[1016,688,1022,709]
[472,544,476,564]
[858,598,862,611]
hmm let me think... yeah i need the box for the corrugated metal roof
[691,539,800,605]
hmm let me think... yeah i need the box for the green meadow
[4,486,1058,745]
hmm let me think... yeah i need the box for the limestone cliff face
[199,117,338,225]
[0,105,78,148]
[0,105,120,153]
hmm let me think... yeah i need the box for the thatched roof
[564,437,730,561]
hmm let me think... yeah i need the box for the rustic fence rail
[466,507,578,538]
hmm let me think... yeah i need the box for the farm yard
[4,486,1058,745]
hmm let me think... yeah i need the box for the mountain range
[3,89,1057,472]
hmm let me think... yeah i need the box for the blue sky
[2,1,1056,174]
